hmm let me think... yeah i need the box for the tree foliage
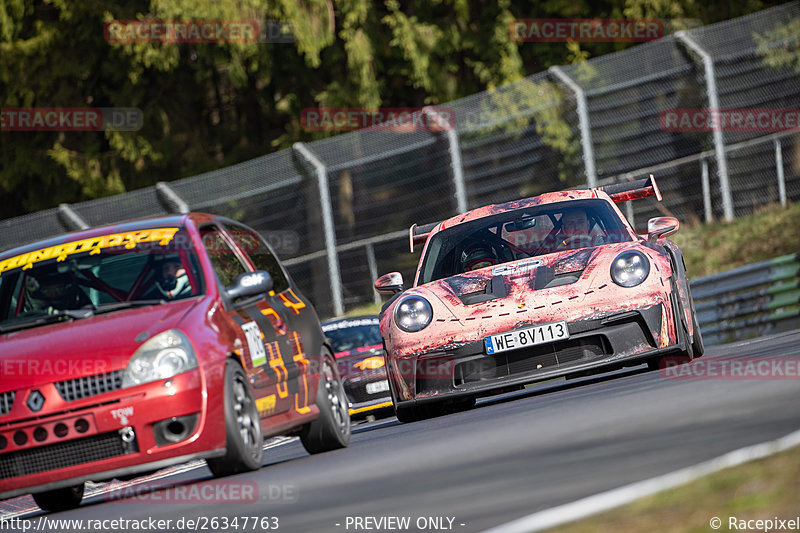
[0,0,788,218]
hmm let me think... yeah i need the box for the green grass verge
[546,443,800,533]
[342,302,383,318]
[673,202,800,278]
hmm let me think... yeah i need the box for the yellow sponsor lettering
[0,228,180,276]
[354,356,385,370]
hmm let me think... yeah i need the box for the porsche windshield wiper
[93,299,166,314]
[0,308,94,334]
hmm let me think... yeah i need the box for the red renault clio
[0,213,350,511]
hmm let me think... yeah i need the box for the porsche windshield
[418,199,632,284]
[0,227,204,331]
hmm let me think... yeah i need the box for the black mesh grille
[0,392,14,416]
[454,336,609,385]
[505,336,606,375]
[55,371,124,402]
[0,431,136,479]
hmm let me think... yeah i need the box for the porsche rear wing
[409,221,440,253]
[597,174,662,203]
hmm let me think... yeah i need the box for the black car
[322,316,393,418]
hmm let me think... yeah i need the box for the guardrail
[690,253,800,346]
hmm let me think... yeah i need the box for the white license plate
[366,380,390,394]
[485,321,569,355]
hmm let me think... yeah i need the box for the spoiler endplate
[409,221,440,253]
[597,174,662,203]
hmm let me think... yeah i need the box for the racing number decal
[250,294,310,415]
[261,307,287,335]
[279,289,306,314]
[241,322,267,367]
[267,342,289,399]
[290,331,311,414]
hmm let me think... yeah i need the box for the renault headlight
[610,250,650,287]
[394,295,433,332]
[123,329,198,387]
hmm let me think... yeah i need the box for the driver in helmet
[26,268,91,312]
[557,208,593,250]
[461,242,498,272]
[149,258,191,299]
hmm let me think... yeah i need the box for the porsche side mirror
[374,272,404,295]
[647,217,679,243]
[226,270,273,300]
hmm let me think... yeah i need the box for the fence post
[365,243,381,306]
[775,137,787,206]
[292,142,345,316]
[701,158,713,223]
[677,31,734,221]
[549,66,597,188]
[423,107,468,212]
[155,182,190,214]
[57,204,89,231]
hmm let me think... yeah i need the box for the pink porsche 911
[375,177,703,422]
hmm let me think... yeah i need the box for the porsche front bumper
[390,305,687,407]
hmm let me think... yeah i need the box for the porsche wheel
[395,397,476,423]
[394,402,428,423]
[687,284,705,357]
[648,278,694,371]
[32,483,84,512]
[300,353,350,454]
[671,276,696,360]
[207,360,263,477]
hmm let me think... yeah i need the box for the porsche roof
[438,189,604,231]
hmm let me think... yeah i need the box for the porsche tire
[207,360,263,477]
[686,283,705,358]
[32,483,84,512]
[395,397,476,423]
[691,309,705,357]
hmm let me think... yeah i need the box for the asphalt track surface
[5,330,800,533]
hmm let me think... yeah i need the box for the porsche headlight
[122,330,198,388]
[394,295,433,332]
[610,250,650,287]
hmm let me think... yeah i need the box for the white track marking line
[482,428,800,533]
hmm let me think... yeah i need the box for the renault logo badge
[27,390,45,412]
